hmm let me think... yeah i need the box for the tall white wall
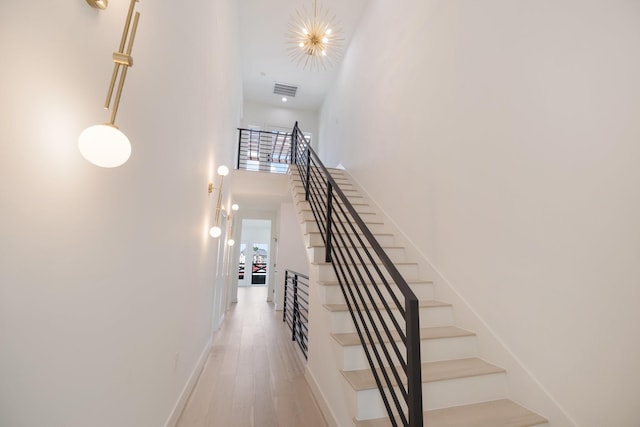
[241,101,319,146]
[319,1,640,426]
[0,1,242,426]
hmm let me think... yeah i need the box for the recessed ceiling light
[282,97,288,102]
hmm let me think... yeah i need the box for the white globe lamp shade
[209,226,222,238]
[231,204,239,211]
[78,124,131,168]
[217,165,229,176]
[227,239,235,247]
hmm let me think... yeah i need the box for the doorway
[237,219,271,288]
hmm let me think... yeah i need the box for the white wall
[0,1,242,426]
[275,202,310,310]
[241,101,319,147]
[319,1,640,426]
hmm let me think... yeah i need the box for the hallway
[176,286,326,427]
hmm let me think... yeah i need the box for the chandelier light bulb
[227,239,235,247]
[231,204,239,211]
[209,226,222,238]
[326,28,332,34]
[217,165,229,176]
[78,124,131,168]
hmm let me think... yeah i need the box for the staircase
[288,167,548,427]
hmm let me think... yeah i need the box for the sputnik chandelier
[287,0,342,71]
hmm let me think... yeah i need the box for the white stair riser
[353,372,508,420]
[308,246,407,264]
[300,209,379,223]
[292,189,363,203]
[327,305,454,333]
[336,335,479,371]
[302,219,388,235]
[318,282,435,305]
[316,262,420,282]
[296,199,376,216]
[305,232,396,248]
[290,180,355,192]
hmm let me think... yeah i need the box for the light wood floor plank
[176,287,327,427]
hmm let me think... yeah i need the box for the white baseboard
[305,366,339,427]
[164,339,213,427]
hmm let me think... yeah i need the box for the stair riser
[318,282,435,305]
[302,219,388,235]
[336,336,479,371]
[305,232,396,248]
[352,372,508,420]
[327,305,454,333]
[290,180,355,192]
[298,201,375,215]
[292,189,363,203]
[300,209,379,223]
[308,246,407,264]
[315,262,420,282]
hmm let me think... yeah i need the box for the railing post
[292,273,299,342]
[283,270,288,322]
[304,145,311,201]
[291,122,298,165]
[237,129,242,170]
[406,296,423,426]
[325,181,333,263]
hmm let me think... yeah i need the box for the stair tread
[342,357,505,391]
[354,399,548,427]
[324,299,451,312]
[332,325,475,346]
[318,279,433,288]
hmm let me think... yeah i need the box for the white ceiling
[239,0,368,111]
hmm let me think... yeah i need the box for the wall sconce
[86,0,108,9]
[227,204,239,246]
[78,0,141,168]
[209,165,230,238]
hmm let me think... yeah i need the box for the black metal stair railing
[290,122,423,426]
[283,269,310,359]
[236,128,292,173]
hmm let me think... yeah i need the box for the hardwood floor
[176,286,327,427]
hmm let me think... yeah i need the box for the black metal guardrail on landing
[236,128,292,174]
[291,121,423,427]
[283,270,309,359]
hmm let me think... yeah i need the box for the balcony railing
[236,128,293,174]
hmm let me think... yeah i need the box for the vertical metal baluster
[406,296,423,427]
[292,273,299,342]
[325,181,333,263]
[283,270,288,322]
[305,145,311,201]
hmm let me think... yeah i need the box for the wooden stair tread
[342,357,505,391]
[332,325,475,346]
[318,279,433,287]
[354,399,547,427]
[324,299,451,312]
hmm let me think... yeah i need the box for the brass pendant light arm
[105,0,140,112]
[107,10,140,125]
[213,175,225,226]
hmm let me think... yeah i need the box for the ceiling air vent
[274,83,298,97]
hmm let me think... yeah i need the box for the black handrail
[283,269,310,359]
[291,122,423,426]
